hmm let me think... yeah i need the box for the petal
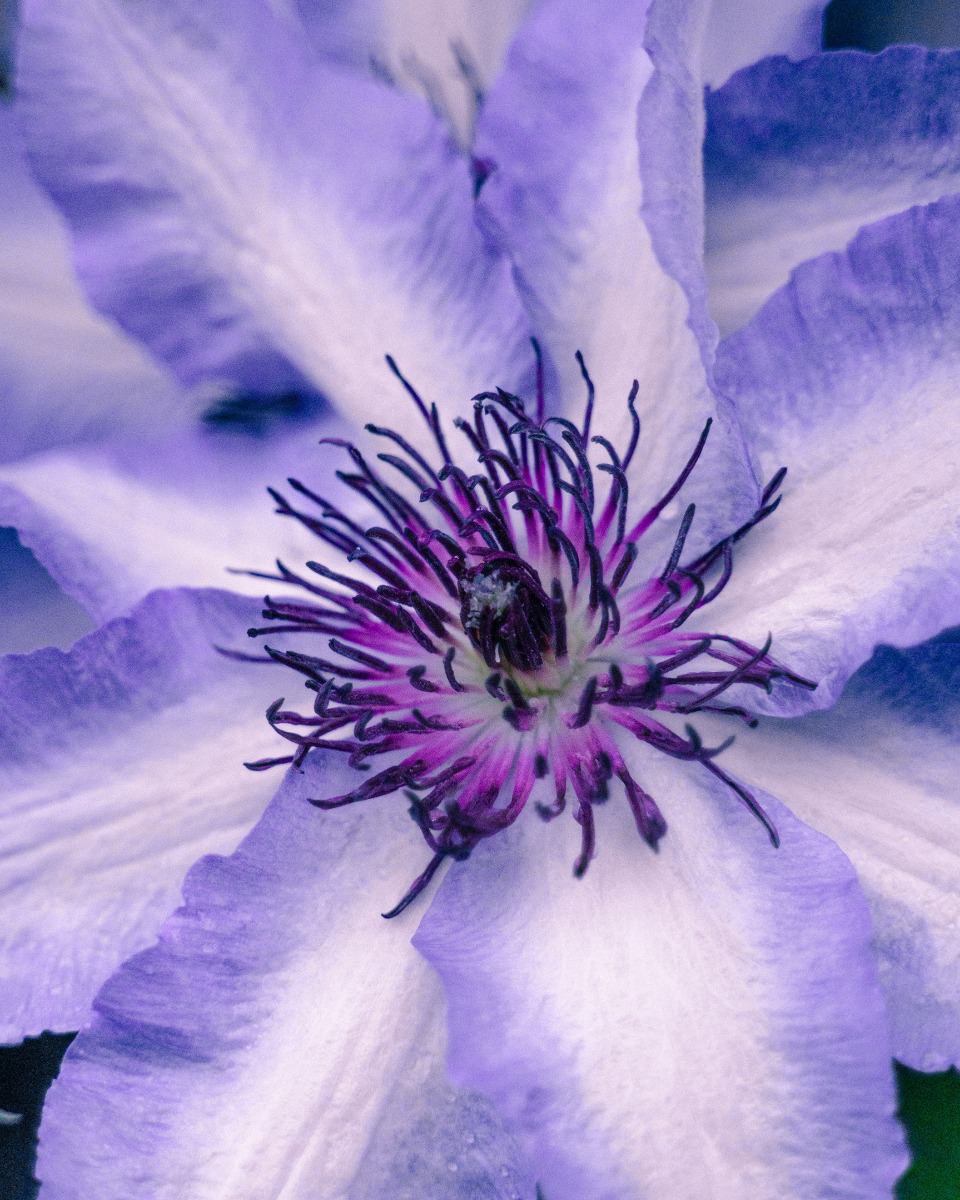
[0,586,286,1040]
[706,48,960,335]
[711,630,960,1072]
[415,744,907,1199]
[475,0,756,543]
[296,0,537,146]
[15,0,532,432]
[0,105,187,463]
[702,0,824,88]
[36,756,535,1199]
[0,414,355,622]
[709,195,960,711]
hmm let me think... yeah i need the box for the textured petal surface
[36,754,534,1200]
[416,744,906,1200]
[702,0,824,88]
[711,630,960,1072]
[0,105,185,462]
[709,195,960,711]
[15,0,531,432]
[706,48,960,335]
[475,0,756,552]
[0,412,360,622]
[0,588,286,1041]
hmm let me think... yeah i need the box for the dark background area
[2,0,960,1197]
[825,0,960,50]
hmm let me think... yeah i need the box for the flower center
[460,561,551,672]
[238,347,815,916]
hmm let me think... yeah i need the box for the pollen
[463,571,519,631]
[236,343,815,917]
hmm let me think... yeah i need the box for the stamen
[328,638,392,672]
[611,542,638,591]
[575,350,596,442]
[244,347,812,915]
[380,850,449,919]
[407,665,441,693]
[443,647,467,692]
[531,337,546,425]
[628,419,712,542]
[550,579,568,660]
[569,677,598,729]
[573,792,596,877]
[660,503,696,581]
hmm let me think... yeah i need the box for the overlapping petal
[0,415,356,622]
[706,48,960,334]
[15,0,532,435]
[474,0,757,550]
[0,105,185,463]
[416,745,906,1199]
[36,755,534,1200]
[713,630,960,1072]
[0,587,285,1040]
[702,0,824,87]
[710,194,960,710]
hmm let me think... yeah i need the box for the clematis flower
[3,0,960,1195]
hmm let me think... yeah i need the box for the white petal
[0,105,187,463]
[708,196,960,710]
[416,744,906,1199]
[305,0,538,147]
[709,632,960,1071]
[0,587,286,1040]
[16,0,532,436]
[36,755,534,1198]
[0,415,355,622]
[475,0,756,543]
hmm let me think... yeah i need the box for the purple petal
[0,407,363,622]
[0,587,287,1041]
[15,0,531,432]
[702,0,825,88]
[475,0,756,547]
[296,0,537,146]
[415,746,906,1197]
[286,0,380,68]
[710,194,960,710]
[706,48,960,334]
[0,106,186,463]
[714,630,960,1071]
[36,755,535,1199]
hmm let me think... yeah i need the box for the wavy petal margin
[710,195,960,711]
[706,48,960,335]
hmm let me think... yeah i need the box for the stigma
[239,347,815,917]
